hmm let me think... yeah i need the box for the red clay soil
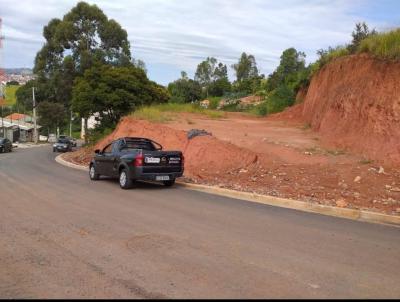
[277,54,400,166]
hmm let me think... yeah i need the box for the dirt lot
[65,112,400,216]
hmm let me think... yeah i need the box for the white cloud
[1,0,398,84]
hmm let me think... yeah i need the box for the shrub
[266,85,295,114]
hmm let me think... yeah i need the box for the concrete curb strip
[55,154,400,226]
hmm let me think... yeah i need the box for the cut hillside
[275,54,400,166]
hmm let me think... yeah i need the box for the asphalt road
[1,146,400,298]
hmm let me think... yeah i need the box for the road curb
[55,154,400,226]
[55,154,89,172]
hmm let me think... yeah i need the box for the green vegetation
[132,103,225,123]
[326,149,346,156]
[358,28,400,60]
[4,85,18,106]
[359,158,374,165]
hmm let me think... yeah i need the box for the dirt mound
[96,118,187,151]
[275,54,400,165]
[91,117,259,179]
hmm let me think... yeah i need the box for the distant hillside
[4,68,33,75]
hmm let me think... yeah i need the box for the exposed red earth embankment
[275,54,400,166]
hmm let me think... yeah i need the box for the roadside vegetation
[4,84,18,106]
[132,103,225,123]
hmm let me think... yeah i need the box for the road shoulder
[55,153,400,226]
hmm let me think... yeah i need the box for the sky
[1,0,399,85]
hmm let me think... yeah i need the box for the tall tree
[33,1,131,106]
[37,101,67,136]
[195,57,231,97]
[266,48,307,92]
[232,52,259,82]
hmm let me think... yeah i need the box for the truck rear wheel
[119,169,133,189]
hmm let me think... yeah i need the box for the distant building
[0,118,41,142]
[81,113,101,139]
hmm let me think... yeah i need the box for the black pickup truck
[89,137,184,189]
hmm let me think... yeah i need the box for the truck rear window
[121,141,156,151]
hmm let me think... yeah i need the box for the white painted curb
[55,154,400,226]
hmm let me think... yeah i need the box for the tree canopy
[194,57,231,97]
[72,65,169,126]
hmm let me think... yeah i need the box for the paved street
[0,147,399,298]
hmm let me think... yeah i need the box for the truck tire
[119,168,133,189]
[163,178,176,187]
[89,164,100,181]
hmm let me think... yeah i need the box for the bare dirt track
[1,147,400,298]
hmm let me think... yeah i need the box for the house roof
[5,113,32,121]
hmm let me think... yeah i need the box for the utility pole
[69,109,72,137]
[32,87,38,144]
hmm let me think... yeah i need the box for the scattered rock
[353,192,360,198]
[396,208,400,214]
[187,129,212,140]
[390,187,400,192]
[354,176,361,183]
[239,168,248,173]
[304,151,312,155]
[335,199,348,208]
[378,166,385,174]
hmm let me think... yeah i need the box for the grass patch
[358,28,400,60]
[302,123,312,130]
[131,106,174,123]
[208,96,222,109]
[132,103,225,122]
[326,149,346,156]
[359,158,374,165]
[4,85,19,106]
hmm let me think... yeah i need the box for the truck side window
[103,144,113,154]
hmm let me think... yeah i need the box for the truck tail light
[134,154,144,167]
